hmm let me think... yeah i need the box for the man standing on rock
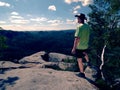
[72,13,91,78]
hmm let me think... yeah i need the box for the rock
[49,52,73,62]
[0,61,21,68]
[19,51,46,64]
[36,62,59,69]
[58,62,77,71]
[0,68,98,90]
[85,66,99,81]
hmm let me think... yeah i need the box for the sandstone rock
[85,66,99,81]
[0,68,98,90]
[0,61,21,68]
[35,62,59,69]
[58,62,77,71]
[19,51,46,64]
[49,52,74,62]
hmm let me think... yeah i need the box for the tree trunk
[100,44,106,80]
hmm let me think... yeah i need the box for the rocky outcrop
[49,52,73,62]
[19,51,46,64]
[0,51,99,90]
[0,61,21,68]
[19,51,78,71]
[0,68,98,90]
[85,66,100,81]
[19,51,99,80]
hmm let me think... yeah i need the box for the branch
[100,44,106,80]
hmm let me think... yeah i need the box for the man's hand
[71,48,76,54]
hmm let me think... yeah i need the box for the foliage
[0,30,74,61]
[0,33,7,59]
[88,0,120,88]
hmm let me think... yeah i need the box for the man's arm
[71,37,80,54]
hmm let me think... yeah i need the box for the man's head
[75,13,87,23]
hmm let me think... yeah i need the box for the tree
[88,0,120,87]
[0,29,7,60]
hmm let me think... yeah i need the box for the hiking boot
[77,73,85,78]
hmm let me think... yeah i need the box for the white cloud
[10,16,23,19]
[80,0,93,6]
[64,0,93,6]
[0,21,6,24]
[48,19,62,26]
[64,0,79,4]
[11,12,19,15]
[0,1,10,7]
[48,5,56,11]
[73,5,80,14]
[10,19,29,24]
[74,5,81,10]
[30,17,48,22]
[66,19,75,24]
[73,10,78,14]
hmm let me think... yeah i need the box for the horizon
[0,0,93,31]
[0,26,75,32]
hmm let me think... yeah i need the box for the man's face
[77,17,82,23]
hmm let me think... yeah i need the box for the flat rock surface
[0,68,98,90]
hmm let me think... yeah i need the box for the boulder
[19,51,46,64]
[49,52,74,62]
[85,66,100,81]
[0,61,21,68]
[58,62,77,71]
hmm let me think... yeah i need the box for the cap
[75,13,87,20]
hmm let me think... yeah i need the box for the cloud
[48,5,56,11]
[0,1,10,7]
[10,19,29,24]
[10,16,23,19]
[64,0,93,6]
[74,5,81,10]
[9,12,29,24]
[64,0,78,4]
[48,19,63,26]
[0,21,6,24]
[80,0,93,6]
[11,12,19,15]
[10,12,23,19]
[73,10,78,14]
[30,17,48,22]
[73,5,80,14]
[66,19,75,24]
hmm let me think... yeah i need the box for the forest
[0,29,75,61]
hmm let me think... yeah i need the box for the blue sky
[0,0,93,31]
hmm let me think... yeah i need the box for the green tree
[0,29,7,60]
[88,0,120,86]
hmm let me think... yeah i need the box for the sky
[0,0,93,31]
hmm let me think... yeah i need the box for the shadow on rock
[0,77,19,90]
[0,68,10,74]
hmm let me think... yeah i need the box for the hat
[75,13,87,20]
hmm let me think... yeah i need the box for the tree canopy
[88,0,120,88]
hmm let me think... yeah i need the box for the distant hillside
[0,30,75,61]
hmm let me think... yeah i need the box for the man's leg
[77,58,84,73]
[83,52,89,62]
[77,58,85,77]
[83,52,91,67]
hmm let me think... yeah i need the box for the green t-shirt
[75,23,90,50]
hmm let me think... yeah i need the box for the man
[72,13,91,77]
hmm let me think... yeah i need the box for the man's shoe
[78,73,85,78]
